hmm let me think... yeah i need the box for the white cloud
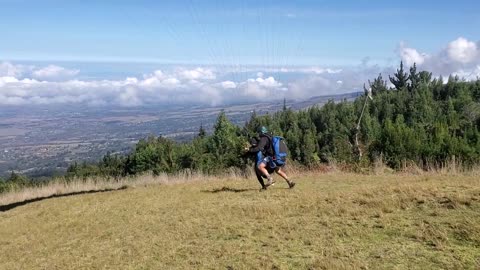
[236,76,286,99]
[252,76,283,89]
[398,37,480,80]
[0,66,286,106]
[399,42,426,66]
[0,94,27,105]
[153,70,165,79]
[0,62,20,77]
[453,65,480,81]
[447,37,478,64]
[300,67,343,74]
[0,76,20,86]
[177,67,216,80]
[220,81,237,89]
[125,77,139,84]
[248,67,342,75]
[0,62,33,77]
[288,76,335,99]
[163,78,181,87]
[32,65,79,80]
[0,62,79,81]
[0,62,386,107]
[116,87,142,107]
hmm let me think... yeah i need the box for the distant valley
[0,92,360,178]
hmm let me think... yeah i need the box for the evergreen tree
[408,63,421,92]
[419,71,432,84]
[7,171,30,187]
[198,124,206,138]
[365,73,388,96]
[208,111,244,170]
[389,61,409,90]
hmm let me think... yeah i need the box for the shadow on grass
[0,186,128,212]
[202,187,258,193]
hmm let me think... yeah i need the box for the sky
[0,0,479,107]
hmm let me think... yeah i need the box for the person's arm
[249,137,268,153]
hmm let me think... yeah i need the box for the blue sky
[0,1,479,107]
[1,0,478,65]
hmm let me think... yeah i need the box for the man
[248,126,295,189]
[249,137,275,190]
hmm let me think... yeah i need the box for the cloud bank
[0,61,362,106]
[0,64,293,106]
[1,37,479,107]
[399,37,480,80]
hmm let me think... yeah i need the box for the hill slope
[1,173,480,269]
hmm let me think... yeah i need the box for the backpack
[271,136,288,166]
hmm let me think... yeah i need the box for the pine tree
[365,73,388,96]
[408,63,421,92]
[209,111,243,169]
[419,71,432,84]
[198,123,206,138]
[389,61,409,90]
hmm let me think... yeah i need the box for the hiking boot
[288,180,296,189]
[265,177,275,187]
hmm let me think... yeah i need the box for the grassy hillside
[1,172,480,269]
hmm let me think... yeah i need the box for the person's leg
[255,164,266,189]
[257,158,274,186]
[254,152,266,189]
[256,156,268,177]
[275,166,295,188]
[258,162,271,178]
[275,167,288,181]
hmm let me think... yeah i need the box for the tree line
[2,62,480,192]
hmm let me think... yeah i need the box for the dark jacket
[249,134,272,156]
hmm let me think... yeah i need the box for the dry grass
[1,172,480,269]
[0,170,248,207]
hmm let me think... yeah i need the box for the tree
[7,171,30,187]
[245,110,261,137]
[125,135,179,175]
[198,123,206,138]
[99,152,126,179]
[365,73,388,96]
[419,71,432,84]
[208,111,245,170]
[408,63,421,92]
[389,61,409,90]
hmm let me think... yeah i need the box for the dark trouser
[255,164,265,188]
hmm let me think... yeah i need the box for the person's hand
[243,141,251,153]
